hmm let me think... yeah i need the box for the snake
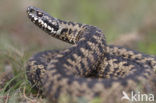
[26,6,156,103]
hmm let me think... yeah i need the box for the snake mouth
[27,6,59,34]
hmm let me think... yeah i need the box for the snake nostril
[27,6,36,14]
[27,7,32,12]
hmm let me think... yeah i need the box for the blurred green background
[0,0,156,54]
[0,0,156,102]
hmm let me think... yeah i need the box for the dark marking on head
[60,28,68,34]
[43,19,59,31]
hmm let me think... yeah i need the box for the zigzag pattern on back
[26,6,156,103]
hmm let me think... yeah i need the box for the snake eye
[37,11,43,17]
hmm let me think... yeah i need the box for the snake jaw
[27,6,60,36]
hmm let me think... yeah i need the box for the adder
[26,6,156,103]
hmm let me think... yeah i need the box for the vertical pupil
[37,12,43,17]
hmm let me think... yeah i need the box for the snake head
[27,6,59,35]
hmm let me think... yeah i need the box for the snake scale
[26,6,156,103]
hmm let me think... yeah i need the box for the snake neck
[46,25,107,76]
[53,20,88,44]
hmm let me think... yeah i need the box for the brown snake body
[26,6,156,103]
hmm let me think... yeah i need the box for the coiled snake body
[26,6,156,103]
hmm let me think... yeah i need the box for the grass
[0,24,156,103]
[0,33,44,102]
